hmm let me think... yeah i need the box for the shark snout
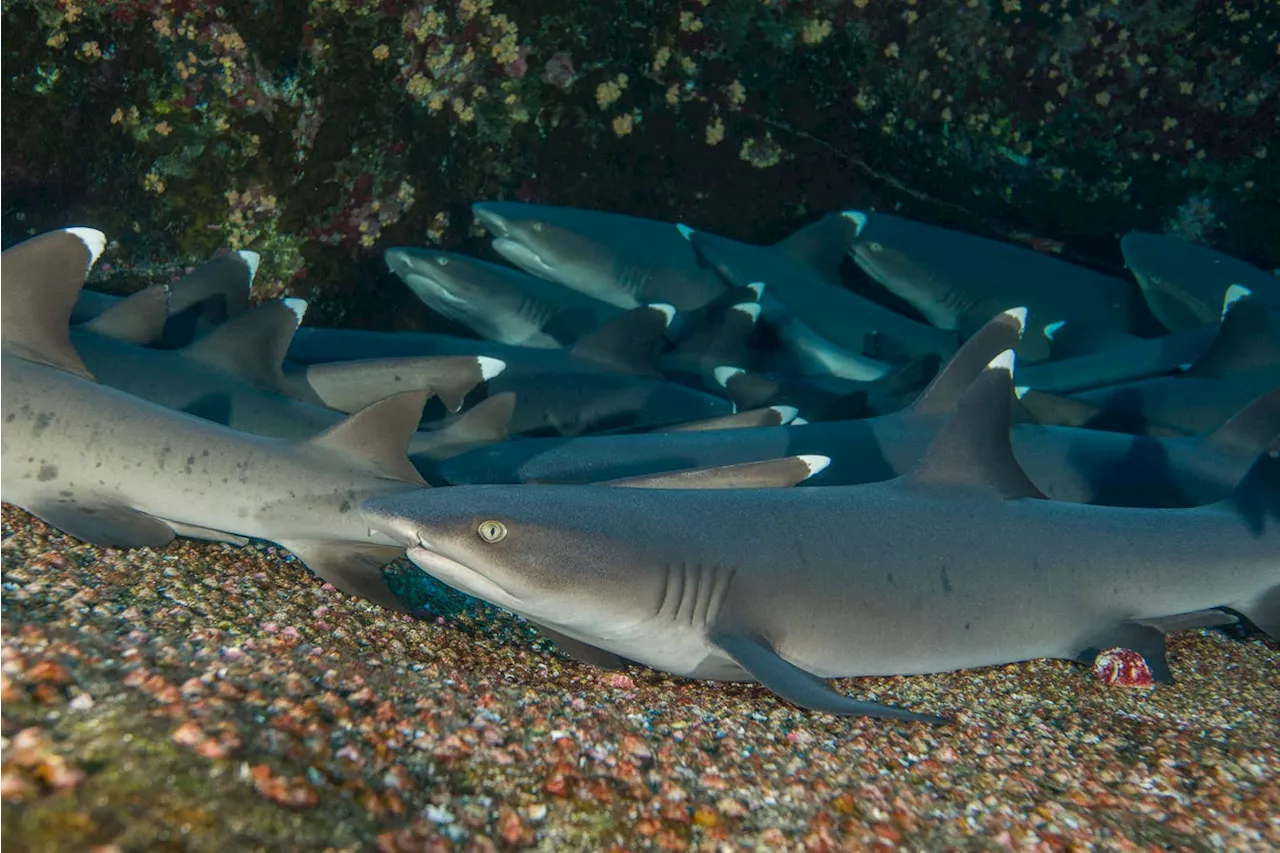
[472,204,511,238]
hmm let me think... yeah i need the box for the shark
[849,211,1138,362]
[1,228,433,610]
[363,348,1279,723]
[385,247,623,347]
[439,310,1279,511]
[1066,287,1280,435]
[1121,231,1280,332]
[287,307,734,436]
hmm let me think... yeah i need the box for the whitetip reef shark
[1,228,434,609]
[385,246,623,347]
[364,348,1279,723]
[1121,231,1280,332]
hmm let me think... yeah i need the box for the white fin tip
[65,227,107,268]
[1043,320,1066,340]
[713,366,745,387]
[791,416,809,426]
[746,281,765,299]
[987,349,1016,375]
[731,302,762,322]
[799,455,831,478]
[1014,386,1030,400]
[1223,284,1252,316]
[771,405,799,424]
[675,223,695,241]
[649,303,677,326]
[1001,306,1029,330]
[841,211,869,237]
[282,297,308,325]
[236,249,261,283]
[477,356,506,380]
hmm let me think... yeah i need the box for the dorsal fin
[1183,287,1280,377]
[78,283,171,345]
[409,392,516,461]
[181,299,302,391]
[658,405,797,433]
[910,307,1027,417]
[1,227,104,380]
[905,350,1045,499]
[570,304,675,376]
[772,212,863,281]
[308,390,430,485]
[1201,388,1280,452]
[168,250,257,320]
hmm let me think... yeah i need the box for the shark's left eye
[435,256,450,266]
[868,241,884,252]
[477,520,507,543]
[531,221,546,233]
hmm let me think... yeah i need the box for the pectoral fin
[708,630,952,724]
[278,540,407,612]
[533,625,627,670]
[27,501,176,549]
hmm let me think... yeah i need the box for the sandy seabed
[2,504,1277,852]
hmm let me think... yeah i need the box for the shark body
[1,229,428,608]
[365,349,1280,722]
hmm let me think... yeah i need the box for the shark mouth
[491,238,556,279]
[406,543,523,607]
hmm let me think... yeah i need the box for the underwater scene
[2,0,1278,849]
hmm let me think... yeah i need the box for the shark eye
[531,221,547,233]
[435,256,450,266]
[477,520,507,543]
[868,241,884,252]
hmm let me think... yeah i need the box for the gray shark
[849,211,1137,362]
[439,312,1279,511]
[1,228,430,609]
[363,350,1279,722]
[385,247,622,347]
[287,307,734,437]
[472,202,728,311]
[1066,287,1280,435]
[1122,231,1280,332]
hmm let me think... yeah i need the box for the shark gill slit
[518,292,553,328]
[658,562,735,628]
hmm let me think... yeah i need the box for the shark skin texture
[1,228,433,611]
[364,349,1279,723]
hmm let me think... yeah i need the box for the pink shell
[1092,647,1156,687]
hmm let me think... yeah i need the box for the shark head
[362,486,676,636]
[472,202,639,308]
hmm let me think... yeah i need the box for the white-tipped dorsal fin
[841,210,869,237]
[731,302,762,323]
[772,405,799,424]
[237,249,261,283]
[181,300,302,391]
[308,390,429,485]
[746,281,765,299]
[1184,286,1280,377]
[909,307,1027,417]
[1042,320,1066,341]
[1223,284,1252,317]
[676,223,696,241]
[905,349,1044,499]
[0,228,104,379]
[791,416,809,426]
[477,356,506,380]
[283,297,308,325]
[78,283,172,345]
[714,366,745,388]
[570,304,674,376]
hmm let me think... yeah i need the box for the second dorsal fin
[571,303,675,376]
[0,227,105,379]
[910,307,1028,417]
[905,350,1045,499]
[181,299,304,391]
[308,390,430,485]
